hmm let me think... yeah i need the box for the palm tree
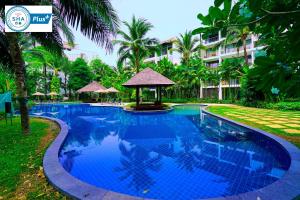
[114,16,159,73]
[173,31,201,65]
[0,1,119,134]
[225,26,251,65]
[23,46,55,96]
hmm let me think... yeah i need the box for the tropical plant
[114,16,159,73]
[68,58,93,92]
[0,64,16,94]
[173,31,201,65]
[50,75,61,94]
[0,0,119,133]
[23,46,55,95]
[89,58,116,86]
[59,57,72,97]
[225,26,251,64]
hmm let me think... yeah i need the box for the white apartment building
[144,37,181,65]
[200,31,264,100]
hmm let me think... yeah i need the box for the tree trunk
[64,73,68,96]
[43,64,47,95]
[243,38,248,65]
[6,32,30,134]
[136,86,140,107]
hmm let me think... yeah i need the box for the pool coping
[201,106,300,200]
[39,104,300,200]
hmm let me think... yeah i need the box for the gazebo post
[122,68,175,110]
[159,86,162,105]
[136,86,140,107]
[156,86,159,104]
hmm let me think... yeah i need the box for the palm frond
[56,0,119,51]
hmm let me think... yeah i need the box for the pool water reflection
[30,104,290,200]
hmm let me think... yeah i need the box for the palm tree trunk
[43,64,47,95]
[243,38,248,65]
[64,73,68,96]
[6,32,30,134]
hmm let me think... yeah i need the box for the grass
[207,105,300,148]
[0,117,67,200]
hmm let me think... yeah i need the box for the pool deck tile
[284,129,300,134]
[266,124,286,128]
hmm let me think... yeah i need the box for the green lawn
[207,105,300,148]
[0,117,67,200]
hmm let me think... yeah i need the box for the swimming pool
[31,104,291,199]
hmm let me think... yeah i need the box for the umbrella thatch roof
[32,92,45,96]
[48,92,58,96]
[106,87,119,93]
[77,81,106,93]
[123,68,175,88]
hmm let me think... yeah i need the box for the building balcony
[204,36,219,44]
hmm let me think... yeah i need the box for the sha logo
[6,6,31,32]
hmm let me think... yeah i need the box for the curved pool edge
[38,104,300,200]
[38,115,147,200]
[201,107,300,200]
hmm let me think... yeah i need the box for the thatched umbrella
[77,81,107,102]
[106,87,119,93]
[123,68,175,106]
[48,92,58,96]
[77,81,106,93]
[32,92,45,96]
[32,92,45,102]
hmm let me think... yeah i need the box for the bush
[265,102,300,111]
[161,98,235,104]
[239,101,300,111]
[13,99,36,111]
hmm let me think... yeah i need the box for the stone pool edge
[201,107,300,200]
[38,115,148,200]
[39,104,300,200]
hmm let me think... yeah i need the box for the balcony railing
[204,36,219,44]
[223,44,252,54]
[204,52,218,58]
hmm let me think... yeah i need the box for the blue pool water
[30,104,290,199]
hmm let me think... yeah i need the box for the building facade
[134,33,264,100]
[144,37,181,65]
[200,31,264,100]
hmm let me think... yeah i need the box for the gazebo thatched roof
[123,68,175,88]
[77,81,106,93]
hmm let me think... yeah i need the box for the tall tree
[69,58,93,92]
[0,0,119,134]
[114,16,159,73]
[173,31,201,65]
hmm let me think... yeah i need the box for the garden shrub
[239,101,300,111]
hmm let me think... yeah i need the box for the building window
[160,43,172,56]
[206,61,219,68]
[204,34,219,44]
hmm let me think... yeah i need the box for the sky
[65,0,214,66]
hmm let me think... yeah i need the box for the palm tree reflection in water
[175,136,204,172]
[115,142,162,193]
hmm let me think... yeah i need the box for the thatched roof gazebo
[77,81,107,93]
[123,68,175,108]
